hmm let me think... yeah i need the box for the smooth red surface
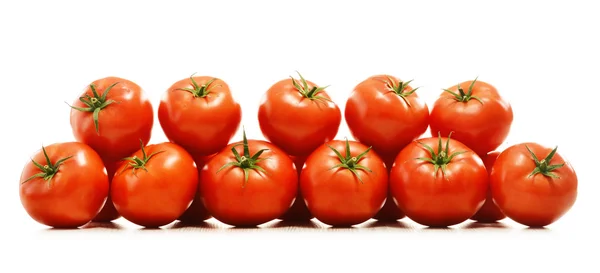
[258,77,341,157]
[345,74,429,160]
[70,76,154,160]
[300,140,388,226]
[429,80,513,156]
[470,151,506,222]
[490,143,578,227]
[19,142,109,228]
[159,76,241,156]
[199,140,298,227]
[111,143,198,228]
[390,137,488,227]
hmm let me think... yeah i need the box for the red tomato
[490,143,577,227]
[199,131,297,227]
[69,76,154,161]
[19,143,109,228]
[470,151,506,223]
[258,72,342,157]
[372,154,405,221]
[92,158,120,222]
[111,142,198,228]
[301,139,388,226]
[278,155,313,222]
[429,78,513,156]
[159,75,242,156]
[345,75,429,160]
[178,153,215,224]
[390,134,488,227]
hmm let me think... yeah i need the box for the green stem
[526,145,565,179]
[442,77,484,104]
[66,82,120,134]
[290,71,331,102]
[121,140,164,175]
[414,132,466,177]
[21,146,73,184]
[328,138,373,183]
[216,128,269,187]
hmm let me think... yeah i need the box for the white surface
[1,0,598,272]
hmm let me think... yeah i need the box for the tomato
[490,143,577,227]
[19,143,108,228]
[258,72,342,157]
[278,155,313,222]
[470,151,506,223]
[300,139,388,226]
[177,153,215,224]
[429,78,513,156]
[159,75,242,156]
[111,142,197,228]
[390,133,488,227]
[372,154,405,221]
[69,76,154,161]
[92,158,120,222]
[199,130,297,227]
[345,75,429,161]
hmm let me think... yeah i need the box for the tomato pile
[19,73,578,229]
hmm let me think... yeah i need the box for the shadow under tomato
[266,219,322,229]
[463,221,509,229]
[360,220,413,229]
[169,220,220,230]
[522,226,550,232]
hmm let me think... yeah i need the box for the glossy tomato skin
[345,75,429,160]
[70,76,154,161]
[159,76,242,156]
[372,154,405,221]
[300,141,388,226]
[258,78,342,157]
[429,80,512,156]
[178,153,215,224]
[490,143,577,227]
[111,143,198,228]
[278,155,313,221]
[200,140,298,227]
[470,151,506,222]
[92,158,120,222]
[19,142,109,228]
[390,137,488,227]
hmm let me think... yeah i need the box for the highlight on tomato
[159,74,242,156]
[300,139,388,227]
[470,151,506,223]
[111,141,198,228]
[429,77,513,156]
[199,129,298,227]
[490,143,577,227]
[389,133,488,227]
[19,142,109,228]
[258,72,342,157]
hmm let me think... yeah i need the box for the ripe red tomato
[19,142,108,228]
[199,131,298,227]
[159,75,242,156]
[345,75,429,160]
[429,78,513,156]
[372,154,405,221]
[69,76,154,161]
[390,134,488,227]
[278,155,313,222]
[470,151,506,223]
[490,143,577,227]
[92,158,120,222]
[178,153,215,224]
[301,139,388,226]
[111,142,198,228]
[258,72,342,157]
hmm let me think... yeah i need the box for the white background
[1,0,598,272]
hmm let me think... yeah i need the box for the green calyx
[443,77,483,104]
[22,146,73,185]
[68,82,119,134]
[415,132,466,177]
[328,138,373,184]
[382,76,419,107]
[176,73,220,98]
[217,129,269,187]
[121,140,164,175]
[526,145,565,179]
[290,71,331,103]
